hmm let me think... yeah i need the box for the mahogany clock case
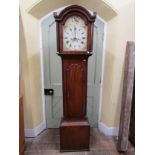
[54,5,96,152]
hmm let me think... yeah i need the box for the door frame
[39,6,107,129]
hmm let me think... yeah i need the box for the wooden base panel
[19,142,25,155]
[60,118,90,152]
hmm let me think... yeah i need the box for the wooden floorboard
[24,128,134,155]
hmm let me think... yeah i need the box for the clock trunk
[62,56,88,118]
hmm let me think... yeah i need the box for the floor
[24,128,134,155]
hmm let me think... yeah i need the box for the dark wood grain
[60,118,90,151]
[19,96,26,155]
[54,5,96,151]
[62,57,88,118]
[117,42,135,152]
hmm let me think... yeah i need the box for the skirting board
[98,122,119,136]
[25,121,46,137]
[25,121,118,137]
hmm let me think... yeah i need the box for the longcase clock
[54,5,96,151]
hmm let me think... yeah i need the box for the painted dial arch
[63,16,88,51]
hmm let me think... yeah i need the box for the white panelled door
[42,14,104,128]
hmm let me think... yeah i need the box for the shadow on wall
[113,61,124,127]
[104,51,115,101]
[102,50,115,124]
[102,49,124,127]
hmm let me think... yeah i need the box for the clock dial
[63,16,88,51]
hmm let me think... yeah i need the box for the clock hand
[74,26,76,38]
[75,27,77,39]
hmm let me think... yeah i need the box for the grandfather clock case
[54,5,96,151]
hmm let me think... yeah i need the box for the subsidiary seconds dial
[63,16,88,51]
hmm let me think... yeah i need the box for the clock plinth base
[60,118,90,152]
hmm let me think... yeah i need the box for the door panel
[42,14,104,128]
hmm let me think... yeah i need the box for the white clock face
[63,16,88,51]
